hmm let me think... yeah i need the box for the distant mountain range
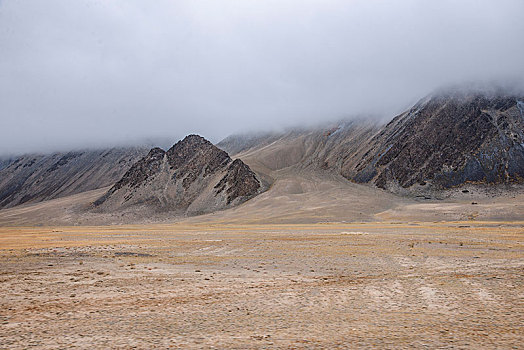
[1,85,522,216]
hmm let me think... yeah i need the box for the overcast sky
[1,0,524,155]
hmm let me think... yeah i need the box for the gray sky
[1,0,524,155]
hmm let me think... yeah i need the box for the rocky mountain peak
[109,147,166,192]
[166,134,231,179]
[94,135,263,215]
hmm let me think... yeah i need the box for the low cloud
[1,0,523,155]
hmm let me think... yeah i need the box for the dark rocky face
[111,147,166,191]
[214,159,261,204]
[217,88,524,193]
[95,134,262,214]
[349,92,524,189]
[166,135,231,189]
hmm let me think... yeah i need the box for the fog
[1,0,523,155]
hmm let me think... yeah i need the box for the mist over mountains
[1,85,522,220]
[1,1,523,220]
[1,0,524,155]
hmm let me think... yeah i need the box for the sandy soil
[1,220,523,349]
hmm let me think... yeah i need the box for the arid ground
[0,173,523,348]
[1,222,523,348]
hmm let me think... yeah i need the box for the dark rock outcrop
[95,135,263,214]
[111,147,166,192]
[214,159,262,204]
[343,90,524,190]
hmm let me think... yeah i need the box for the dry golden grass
[1,219,523,348]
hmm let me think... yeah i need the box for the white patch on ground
[364,281,405,309]
[394,256,417,268]
[418,285,456,311]
[464,281,496,303]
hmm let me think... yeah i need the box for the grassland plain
[0,220,523,349]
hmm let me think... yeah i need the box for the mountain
[217,120,381,174]
[344,89,524,190]
[1,86,521,218]
[0,147,148,209]
[94,135,264,215]
[220,88,524,193]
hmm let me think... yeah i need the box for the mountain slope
[344,90,524,190]
[94,135,264,215]
[220,88,524,192]
[218,120,381,176]
[0,147,148,209]
[0,156,17,171]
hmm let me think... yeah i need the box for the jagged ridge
[95,135,263,214]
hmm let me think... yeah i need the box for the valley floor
[0,168,523,348]
[0,220,523,348]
